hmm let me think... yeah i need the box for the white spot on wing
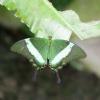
[25,38,45,64]
[51,43,74,65]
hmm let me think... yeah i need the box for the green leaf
[0,6,21,28]
[0,0,100,40]
[0,0,72,40]
[61,10,100,40]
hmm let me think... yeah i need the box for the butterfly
[11,37,86,71]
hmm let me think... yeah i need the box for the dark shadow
[50,0,74,10]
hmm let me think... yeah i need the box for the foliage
[0,0,100,40]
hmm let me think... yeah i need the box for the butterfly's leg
[56,71,61,84]
[32,63,38,82]
[32,70,38,82]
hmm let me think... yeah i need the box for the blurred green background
[0,0,100,100]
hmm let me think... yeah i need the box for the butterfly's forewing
[11,39,33,60]
[11,38,49,69]
[60,43,86,70]
[65,44,86,62]
[49,40,86,70]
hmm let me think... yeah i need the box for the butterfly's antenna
[32,70,38,82]
[56,71,61,84]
